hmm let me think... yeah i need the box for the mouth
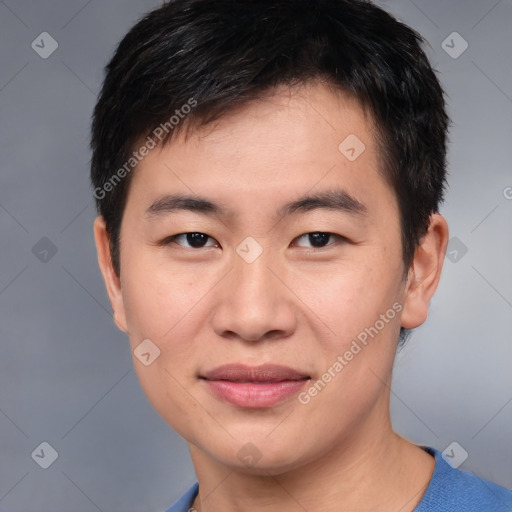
[199,364,311,408]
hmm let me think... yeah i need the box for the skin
[94,81,449,511]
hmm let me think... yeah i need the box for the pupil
[187,233,208,248]
[309,232,330,247]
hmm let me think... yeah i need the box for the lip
[200,364,310,408]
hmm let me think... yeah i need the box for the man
[90,1,512,510]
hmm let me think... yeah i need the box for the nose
[211,252,298,343]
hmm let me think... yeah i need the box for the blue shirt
[165,447,512,511]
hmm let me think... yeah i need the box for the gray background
[0,0,511,510]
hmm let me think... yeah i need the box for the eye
[166,232,219,249]
[293,232,343,248]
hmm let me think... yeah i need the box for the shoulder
[415,447,512,512]
[165,482,198,512]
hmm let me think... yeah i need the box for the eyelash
[160,232,346,250]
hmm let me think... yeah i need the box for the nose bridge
[230,233,277,295]
[211,244,297,341]
[231,246,279,310]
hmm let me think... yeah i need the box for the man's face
[106,82,412,472]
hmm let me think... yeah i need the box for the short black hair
[90,0,449,344]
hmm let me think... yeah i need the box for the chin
[210,436,315,476]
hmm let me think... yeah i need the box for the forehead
[179,82,376,167]
[126,81,395,222]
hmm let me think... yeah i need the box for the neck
[188,394,434,512]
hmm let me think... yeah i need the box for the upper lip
[200,364,310,382]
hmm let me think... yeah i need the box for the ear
[93,216,128,333]
[401,213,449,329]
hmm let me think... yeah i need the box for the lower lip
[203,379,309,408]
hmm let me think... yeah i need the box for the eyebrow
[276,188,368,218]
[144,189,367,220]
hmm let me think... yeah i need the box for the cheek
[120,256,208,345]
[119,254,219,397]
[298,260,399,347]
[295,285,400,439]
[120,259,212,436]
[294,259,402,411]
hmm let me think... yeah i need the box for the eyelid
[293,232,346,248]
[161,232,220,248]
[157,231,346,250]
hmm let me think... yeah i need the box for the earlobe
[93,216,128,333]
[400,214,449,330]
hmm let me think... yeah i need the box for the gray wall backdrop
[1,0,511,511]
